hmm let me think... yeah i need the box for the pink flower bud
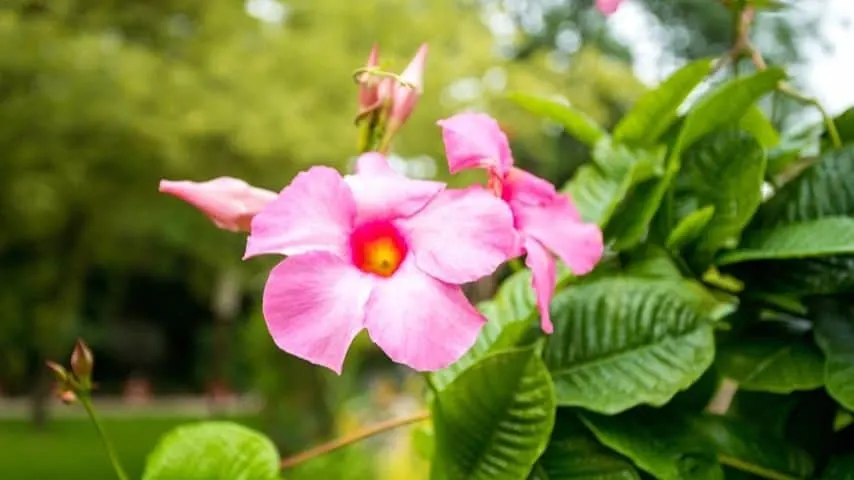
[389,43,428,127]
[71,338,94,381]
[596,0,624,15]
[159,177,277,232]
[358,44,381,114]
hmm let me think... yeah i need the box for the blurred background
[0,0,851,478]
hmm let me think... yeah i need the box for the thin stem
[777,84,842,148]
[280,410,430,469]
[79,394,130,480]
[718,454,798,480]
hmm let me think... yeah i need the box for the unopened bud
[357,44,381,115]
[45,361,69,383]
[388,43,428,129]
[57,387,77,405]
[71,338,94,381]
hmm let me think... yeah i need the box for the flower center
[350,221,407,277]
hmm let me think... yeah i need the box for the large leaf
[529,411,640,480]
[677,130,767,260]
[811,298,854,410]
[672,68,785,163]
[430,269,537,391]
[542,277,718,414]
[613,58,714,145]
[717,217,854,265]
[580,409,724,480]
[432,348,556,480]
[509,92,607,147]
[739,105,780,149]
[692,415,814,479]
[821,454,854,480]
[564,140,663,226]
[716,336,824,394]
[142,421,280,480]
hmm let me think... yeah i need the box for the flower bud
[45,360,69,383]
[71,338,94,382]
[159,177,277,232]
[57,387,77,405]
[388,43,428,129]
[357,44,381,115]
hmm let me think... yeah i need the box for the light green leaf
[623,244,684,279]
[667,206,716,250]
[614,58,714,145]
[678,130,767,259]
[432,348,556,480]
[580,409,724,480]
[821,454,854,480]
[529,411,640,480]
[564,140,664,226]
[508,92,607,147]
[543,277,717,414]
[605,171,674,250]
[142,422,280,480]
[811,298,854,410]
[716,337,825,393]
[673,67,785,164]
[717,217,854,265]
[692,415,814,479]
[739,105,780,148]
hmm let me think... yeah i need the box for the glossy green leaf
[614,58,714,145]
[509,92,607,147]
[564,140,664,226]
[667,206,716,250]
[821,454,854,480]
[529,411,640,480]
[673,67,785,164]
[543,277,718,414]
[432,348,556,480]
[580,409,723,480]
[739,105,780,148]
[716,337,824,393]
[811,298,854,410]
[142,422,280,480]
[692,415,814,479]
[605,172,674,250]
[623,244,684,279]
[717,217,854,265]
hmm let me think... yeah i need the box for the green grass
[0,415,260,480]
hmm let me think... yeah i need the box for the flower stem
[280,410,430,469]
[79,394,130,480]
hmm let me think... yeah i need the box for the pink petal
[399,186,517,284]
[437,113,514,177]
[501,167,562,208]
[389,43,428,126]
[345,154,444,223]
[512,194,604,276]
[159,177,277,232]
[262,252,374,374]
[364,259,485,371]
[524,237,556,334]
[596,0,624,15]
[244,166,355,260]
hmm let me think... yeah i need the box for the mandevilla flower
[243,153,517,373]
[596,0,625,15]
[438,113,604,334]
[159,177,277,232]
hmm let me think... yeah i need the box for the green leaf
[542,277,717,414]
[623,244,684,279]
[613,58,714,145]
[811,298,854,410]
[716,336,824,393]
[529,411,640,480]
[142,421,280,480]
[605,172,674,250]
[508,92,607,147]
[717,217,854,265]
[821,454,854,480]
[564,140,664,226]
[678,130,767,259]
[673,67,785,163]
[739,105,780,148]
[580,409,724,480]
[692,415,814,479]
[667,206,716,250]
[432,348,556,480]
[430,269,536,391]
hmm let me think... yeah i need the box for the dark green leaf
[604,172,674,250]
[811,298,854,410]
[432,348,556,480]
[580,409,723,480]
[821,455,854,480]
[667,205,716,251]
[613,58,714,145]
[142,421,280,480]
[543,277,719,414]
[508,92,607,147]
[717,217,854,265]
[716,336,824,393]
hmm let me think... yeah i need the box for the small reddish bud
[358,44,381,115]
[71,338,94,381]
[45,361,69,383]
[389,43,428,128]
[57,387,77,405]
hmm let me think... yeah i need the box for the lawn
[0,415,260,479]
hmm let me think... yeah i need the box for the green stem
[79,394,130,480]
[718,454,798,480]
[777,84,843,149]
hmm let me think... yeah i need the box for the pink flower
[159,177,277,232]
[438,113,604,334]
[596,0,625,15]
[244,153,517,373]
